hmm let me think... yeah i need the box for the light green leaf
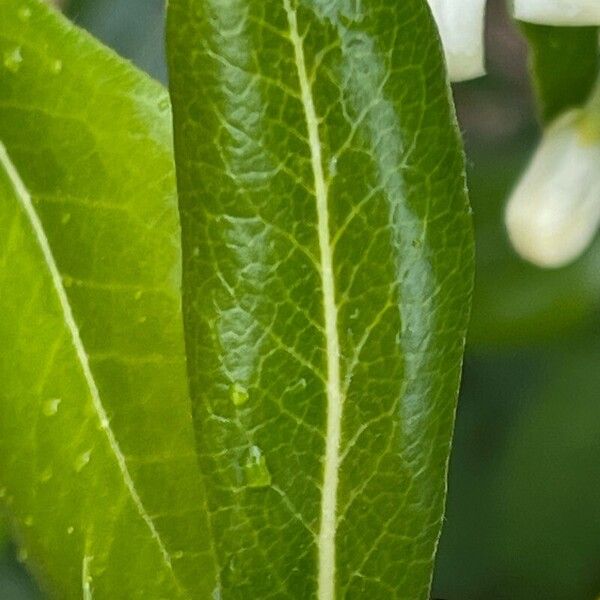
[168,1,474,598]
[0,1,215,597]
[520,23,599,123]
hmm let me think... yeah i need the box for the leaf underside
[168,0,474,598]
[0,1,215,597]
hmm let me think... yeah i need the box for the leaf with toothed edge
[0,0,217,597]
[168,0,474,598]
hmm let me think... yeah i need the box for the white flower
[505,110,600,268]
[428,0,600,82]
[427,0,487,82]
[513,0,600,26]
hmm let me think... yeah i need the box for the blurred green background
[2,0,599,598]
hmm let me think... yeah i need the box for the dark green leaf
[168,1,474,597]
[520,23,599,123]
[0,517,7,550]
[0,1,215,596]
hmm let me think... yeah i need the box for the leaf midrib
[0,142,185,596]
[282,3,343,599]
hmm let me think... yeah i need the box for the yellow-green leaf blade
[0,0,216,596]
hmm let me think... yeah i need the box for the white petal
[506,110,600,268]
[514,0,600,25]
[427,0,487,82]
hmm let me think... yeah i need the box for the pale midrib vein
[282,4,343,600]
[0,142,183,593]
[82,555,93,600]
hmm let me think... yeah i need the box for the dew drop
[17,548,28,563]
[40,466,53,482]
[18,6,32,20]
[230,383,249,407]
[224,555,236,573]
[50,59,62,74]
[137,315,147,324]
[3,47,23,73]
[173,551,184,559]
[244,446,271,488]
[290,377,307,392]
[24,515,33,526]
[62,275,73,288]
[67,525,74,535]
[158,96,170,112]
[0,487,6,498]
[43,398,61,416]
[328,156,338,177]
[134,290,143,300]
[74,450,92,472]
[192,246,200,257]
[61,212,71,224]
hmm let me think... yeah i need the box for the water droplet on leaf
[61,212,71,224]
[230,383,249,407]
[328,156,338,177]
[17,548,28,563]
[24,515,33,526]
[223,555,237,574]
[74,450,92,472]
[18,6,32,20]
[67,526,74,535]
[50,59,62,74]
[158,97,170,112]
[3,47,23,73]
[43,398,61,416]
[244,446,271,488]
[40,467,53,482]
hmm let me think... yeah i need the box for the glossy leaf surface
[521,23,599,123]
[0,1,215,597]
[168,1,474,598]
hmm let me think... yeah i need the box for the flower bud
[427,0,487,82]
[513,0,600,25]
[506,110,600,268]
